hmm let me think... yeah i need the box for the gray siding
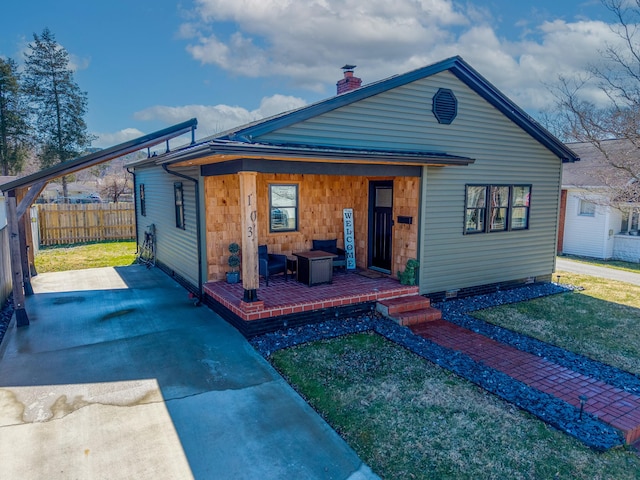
[258,71,562,294]
[134,165,200,289]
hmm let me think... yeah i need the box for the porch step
[395,307,442,327]
[376,295,431,317]
[376,295,441,327]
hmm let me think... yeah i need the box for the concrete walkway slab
[0,265,377,480]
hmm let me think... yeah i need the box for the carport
[0,119,197,326]
[0,265,376,478]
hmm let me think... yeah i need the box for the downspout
[126,167,139,253]
[162,164,203,302]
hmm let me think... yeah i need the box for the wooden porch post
[7,195,29,326]
[238,171,259,302]
[18,211,33,295]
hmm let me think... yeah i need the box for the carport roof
[0,118,197,193]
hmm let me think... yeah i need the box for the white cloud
[93,128,145,148]
[185,0,466,90]
[133,94,308,138]
[180,0,626,112]
[69,53,91,72]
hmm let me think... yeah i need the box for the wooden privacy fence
[37,203,135,246]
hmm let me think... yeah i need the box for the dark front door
[368,181,393,272]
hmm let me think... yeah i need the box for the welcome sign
[343,208,356,270]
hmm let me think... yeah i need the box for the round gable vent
[432,88,457,124]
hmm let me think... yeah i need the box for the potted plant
[226,242,241,283]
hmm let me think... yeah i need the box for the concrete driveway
[0,265,377,480]
[556,257,640,286]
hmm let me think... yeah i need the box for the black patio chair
[258,244,287,286]
[311,239,346,270]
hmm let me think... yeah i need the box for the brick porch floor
[204,270,418,322]
[412,320,640,445]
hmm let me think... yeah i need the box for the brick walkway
[411,320,640,445]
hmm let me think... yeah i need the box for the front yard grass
[272,332,640,479]
[473,271,640,376]
[34,241,137,273]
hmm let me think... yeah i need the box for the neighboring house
[559,139,640,262]
[37,181,102,203]
[128,55,578,324]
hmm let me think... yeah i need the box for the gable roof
[563,139,638,188]
[212,56,578,163]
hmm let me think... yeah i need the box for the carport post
[7,196,29,326]
[18,210,33,295]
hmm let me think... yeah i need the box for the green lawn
[34,241,137,273]
[271,266,640,478]
[273,332,640,479]
[474,271,640,375]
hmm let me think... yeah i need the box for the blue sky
[0,0,616,147]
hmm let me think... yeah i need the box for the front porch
[203,269,418,337]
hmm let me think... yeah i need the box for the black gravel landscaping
[250,283,631,451]
[1,282,632,450]
[0,294,13,347]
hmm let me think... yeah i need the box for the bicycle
[138,224,156,267]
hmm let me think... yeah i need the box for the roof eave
[220,56,579,163]
[161,142,475,167]
[222,57,463,141]
[446,59,579,163]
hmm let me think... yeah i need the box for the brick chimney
[336,65,362,94]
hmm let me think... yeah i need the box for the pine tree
[0,57,30,176]
[23,27,92,199]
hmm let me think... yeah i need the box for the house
[559,139,640,262]
[36,181,102,203]
[127,56,578,334]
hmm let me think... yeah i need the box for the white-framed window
[621,208,639,233]
[578,200,596,217]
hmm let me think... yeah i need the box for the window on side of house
[174,182,185,229]
[621,208,640,233]
[140,184,146,217]
[578,199,596,217]
[269,184,298,232]
[511,185,531,230]
[465,185,487,233]
[489,186,510,231]
[464,184,531,234]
